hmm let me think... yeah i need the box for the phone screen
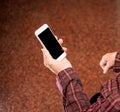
[38,28,64,59]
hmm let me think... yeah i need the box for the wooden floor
[0,0,120,111]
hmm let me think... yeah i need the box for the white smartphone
[35,24,66,61]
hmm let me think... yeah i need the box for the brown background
[0,0,120,112]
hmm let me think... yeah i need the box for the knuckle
[102,53,108,60]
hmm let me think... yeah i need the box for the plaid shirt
[56,51,120,112]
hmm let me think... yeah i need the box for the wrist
[56,59,72,75]
[56,66,72,75]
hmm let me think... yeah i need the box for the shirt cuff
[113,51,120,73]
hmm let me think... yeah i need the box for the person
[41,38,120,112]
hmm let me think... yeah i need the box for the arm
[41,39,91,111]
[42,47,91,111]
[113,51,120,73]
[57,68,90,111]
[41,39,120,111]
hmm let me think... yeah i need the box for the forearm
[57,68,90,111]
[113,51,120,73]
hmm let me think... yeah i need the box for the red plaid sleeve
[57,51,120,112]
[58,68,120,112]
[113,51,120,73]
[58,68,90,111]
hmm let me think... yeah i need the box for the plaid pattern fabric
[57,51,120,112]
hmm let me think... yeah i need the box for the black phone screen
[38,28,64,59]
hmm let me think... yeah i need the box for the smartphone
[35,24,66,61]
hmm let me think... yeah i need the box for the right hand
[99,52,117,74]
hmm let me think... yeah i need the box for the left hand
[41,38,72,75]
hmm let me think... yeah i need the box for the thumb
[41,48,52,59]
[41,48,56,74]
[103,64,110,74]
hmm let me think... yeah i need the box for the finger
[58,38,63,45]
[99,58,106,70]
[41,48,52,66]
[41,48,47,66]
[55,35,63,45]
[41,48,48,58]
[63,47,67,52]
[103,64,110,74]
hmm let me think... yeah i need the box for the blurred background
[0,0,120,111]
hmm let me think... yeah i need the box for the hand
[41,39,72,75]
[99,52,117,74]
